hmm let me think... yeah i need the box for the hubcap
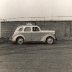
[47,38,53,44]
[18,38,24,44]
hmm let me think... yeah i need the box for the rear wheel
[16,37,24,45]
[46,37,54,44]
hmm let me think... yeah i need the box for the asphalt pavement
[0,41,72,72]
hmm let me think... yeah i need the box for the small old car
[11,23,56,44]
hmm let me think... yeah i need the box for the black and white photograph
[0,0,72,72]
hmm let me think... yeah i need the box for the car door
[31,26,43,41]
[23,26,32,41]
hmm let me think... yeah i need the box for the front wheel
[16,37,24,45]
[46,37,54,44]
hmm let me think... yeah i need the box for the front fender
[41,34,55,42]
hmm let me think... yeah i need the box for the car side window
[33,27,39,31]
[18,27,23,31]
[24,27,31,31]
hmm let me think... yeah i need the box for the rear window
[18,27,23,31]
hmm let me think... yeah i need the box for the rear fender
[12,34,25,42]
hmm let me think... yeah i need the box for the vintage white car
[11,24,56,44]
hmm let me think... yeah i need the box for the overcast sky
[0,0,72,19]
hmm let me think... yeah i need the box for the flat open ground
[0,41,72,72]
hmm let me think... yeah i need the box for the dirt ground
[0,41,72,72]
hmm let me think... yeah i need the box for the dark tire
[16,37,24,45]
[46,37,54,44]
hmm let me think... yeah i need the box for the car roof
[17,25,38,28]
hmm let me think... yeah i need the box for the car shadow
[24,42,46,45]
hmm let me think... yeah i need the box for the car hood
[41,30,55,33]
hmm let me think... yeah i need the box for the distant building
[1,16,72,40]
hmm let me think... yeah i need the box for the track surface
[0,41,72,72]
